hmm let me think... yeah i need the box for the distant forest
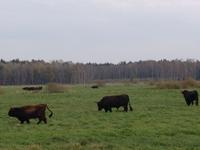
[0,59,200,85]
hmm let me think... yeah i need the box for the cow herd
[7,88,199,124]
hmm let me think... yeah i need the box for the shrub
[94,80,106,87]
[46,83,68,93]
[147,80,155,86]
[122,80,132,86]
[155,81,181,89]
[153,78,200,89]
[180,78,200,89]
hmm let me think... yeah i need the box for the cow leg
[37,119,42,124]
[191,101,194,105]
[186,100,190,106]
[104,108,108,112]
[26,119,30,124]
[20,120,24,124]
[109,108,112,112]
[196,99,198,106]
[124,106,128,112]
[43,117,47,124]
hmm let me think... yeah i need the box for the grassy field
[0,84,200,150]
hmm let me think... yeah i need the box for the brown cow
[8,104,53,124]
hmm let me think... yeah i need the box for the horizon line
[0,58,199,64]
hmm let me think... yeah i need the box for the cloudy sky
[0,0,200,63]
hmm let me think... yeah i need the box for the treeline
[0,59,200,85]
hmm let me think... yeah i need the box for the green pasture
[0,84,200,150]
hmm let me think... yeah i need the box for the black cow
[22,86,43,91]
[91,85,98,89]
[97,94,133,112]
[8,104,53,124]
[182,90,198,106]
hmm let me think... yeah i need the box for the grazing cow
[22,86,43,91]
[182,90,198,106]
[97,94,133,112]
[8,104,53,124]
[91,85,98,89]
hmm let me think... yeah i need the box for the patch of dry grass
[155,81,181,89]
[94,80,106,87]
[46,83,69,93]
[26,144,42,150]
[181,78,200,89]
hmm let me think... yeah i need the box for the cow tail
[196,92,199,106]
[46,105,53,118]
[128,98,133,111]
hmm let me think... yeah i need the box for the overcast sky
[0,0,200,63]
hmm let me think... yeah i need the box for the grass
[0,84,200,150]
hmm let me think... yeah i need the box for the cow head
[97,101,103,111]
[8,107,19,117]
[182,90,186,94]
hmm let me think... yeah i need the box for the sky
[0,0,200,63]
